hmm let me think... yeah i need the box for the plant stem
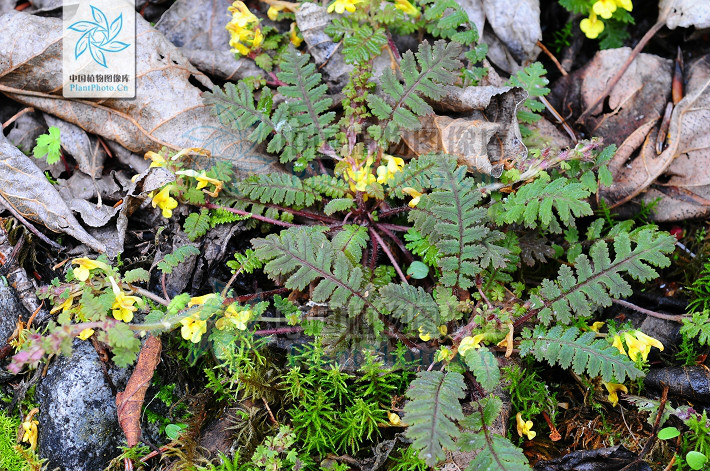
[254,326,303,336]
[202,202,296,228]
[377,224,413,263]
[612,299,689,323]
[129,285,170,306]
[370,228,408,284]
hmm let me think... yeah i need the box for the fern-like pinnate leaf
[205,47,335,165]
[496,177,592,232]
[157,245,200,274]
[378,283,440,336]
[324,198,355,216]
[464,348,500,393]
[530,229,676,325]
[367,40,462,142]
[519,325,643,383]
[183,209,211,241]
[303,175,349,198]
[332,225,369,262]
[680,312,710,347]
[237,173,321,208]
[459,432,532,471]
[252,226,370,316]
[409,156,509,289]
[403,370,466,466]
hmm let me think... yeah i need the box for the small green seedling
[33,126,61,164]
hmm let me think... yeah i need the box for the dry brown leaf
[401,86,527,175]
[0,11,277,176]
[0,134,106,252]
[630,55,710,221]
[155,0,265,81]
[116,336,162,447]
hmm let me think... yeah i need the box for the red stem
[370,228,408,284]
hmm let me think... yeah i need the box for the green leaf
[403,370,466,466]
[657,427,680,440]
[464,348,500,393]
[157,245,200,274]
[122,268,150,284]
[332,225,369,263]
[409,156,509,289]
[183,209,211,241]
[686,451,708,470]
[460,432,531,471]
[379,282,440,336]
[519,325,643,383]
[531,229,676,325]
[324,198,355,216]
[407,261,429,279]
[33,126,62,164]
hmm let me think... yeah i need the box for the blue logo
[68,5,129,68]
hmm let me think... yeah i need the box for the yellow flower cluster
[176,169,224,198]
[72,257,110,282]
[21,410,39,451]
[611,330,664,362]
[516,413,536,440]
[226,1,263,55]
[215,303,253,331]
[580,0,632,39]
[603,381,628,407]
[342,154,406,200]
[110,276,141,323]
[458,334,486,355]
[180,294,216,343]
[151,185,178,219]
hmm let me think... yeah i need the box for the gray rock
[37,340,125,471]
[0,281,29,345]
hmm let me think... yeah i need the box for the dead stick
[576,19,665,124]
[536,41,567,76]
[612,299,689,323]
[1,107,34,129]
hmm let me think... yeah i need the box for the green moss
[0,409,40,471]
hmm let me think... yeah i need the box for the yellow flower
[151,185,178,219]
[345,156,377,195]
[580,12,604,39]
[623,331,645,362]
[50,295,76,315]
[592,0,617,18]
[388,412,401,425]
[394,0,419,17]
[515,413,536,440]
[267,4,285,20]
[458,334,485,356]
[21,417,39,451]
[72,258,111,282]
[615,0,632,11]
[589,321,605,333]
[188,293,218,307]
[376,155,405,184]
[290,22,303,47]
[226,1,263,55]
[418,326,431,342]
[180,313,207,343]
[145,151,167,168]
[439,325,448,336]
[634,331,664,352]
[327,0,363,14]
[77,328,95,340]
[402,187,423,208]
[436,347,454,362]
[176,170,224,197]
[612,334,626,356]
[109,277,140,323]
[603,382,628,407]
[215,303,252,331]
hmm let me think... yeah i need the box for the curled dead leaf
[116,336,162,447]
